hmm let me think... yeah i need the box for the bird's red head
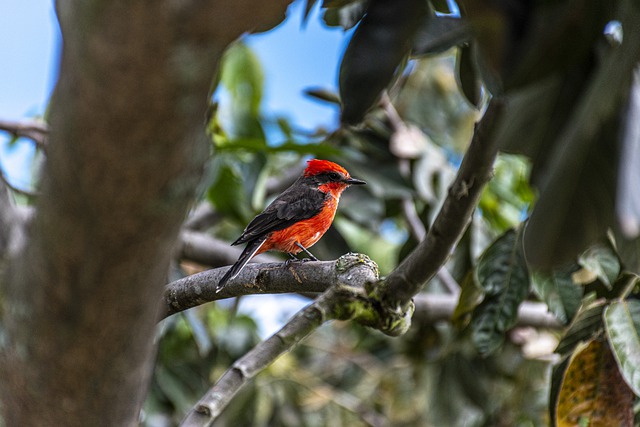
[304,159,349,178]
[303,159,365,194]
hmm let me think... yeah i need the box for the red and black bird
[216,159,366,291]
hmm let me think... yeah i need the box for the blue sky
[0,0,351,336]
[0,0,351,189]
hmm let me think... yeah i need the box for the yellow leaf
[556,339,634,427]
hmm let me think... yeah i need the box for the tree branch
[182,203,220,231]
[163,259,334,318]
[177,230,279,268]
[179,253,380,426]
[378,100,504,307]
[412,293,562,329]
[0,118,49,149]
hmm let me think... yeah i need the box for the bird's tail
[216,237,267,292]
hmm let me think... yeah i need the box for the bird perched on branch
[216,159,366,292]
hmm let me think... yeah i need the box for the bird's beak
[344,177,366,186]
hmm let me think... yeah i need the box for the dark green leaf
[531,267,583,324]
[339,0,428,124]
[216,139,342,157]
[523,1,640,269]
[322,0,367,29]
[475,229,527,296]
[554,298,606,357]
[429,0,451,14]
[206,159,253,222]
[412,16,471,56]
[471,228,530,355]
[304,87,341,105]
[455,44,481,108]
[604,299,640,396]
[614,229,640,273]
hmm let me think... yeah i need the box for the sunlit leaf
[577,244,620,289]
[218,41,265,140]
[452,271,484,328]
[554,339,634,427]
[604,299,640,396]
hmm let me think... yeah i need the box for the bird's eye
[328,172,342,181]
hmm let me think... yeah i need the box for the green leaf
[531,267,583,324]
[218,41,266,140]
[555,298,606,357]
[475,229,527,295]
[613,229,640,273]
[604,299,640,396]
[220,41,264,116]
[452,271,484,328]
[206,159,253,222]
[578,244,621,289]
[470,228,530,355]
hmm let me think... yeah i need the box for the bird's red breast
[258,191,340,254]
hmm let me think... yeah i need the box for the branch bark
[179,253,380,426]
[0,1,292,426]
[377,100,504,307]
[164,258,333,318]
[177,230,279,268]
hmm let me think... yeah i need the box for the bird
[216,159,366,292]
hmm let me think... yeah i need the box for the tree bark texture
[0,1,291,426]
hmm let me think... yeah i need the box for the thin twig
[0,168,38,199]
[182,203,220,231]
[0,119,48,149]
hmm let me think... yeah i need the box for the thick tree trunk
[0,1,290,426]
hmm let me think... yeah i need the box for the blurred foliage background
[142,0,640,425]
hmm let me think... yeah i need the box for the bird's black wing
[232,180,327,245]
